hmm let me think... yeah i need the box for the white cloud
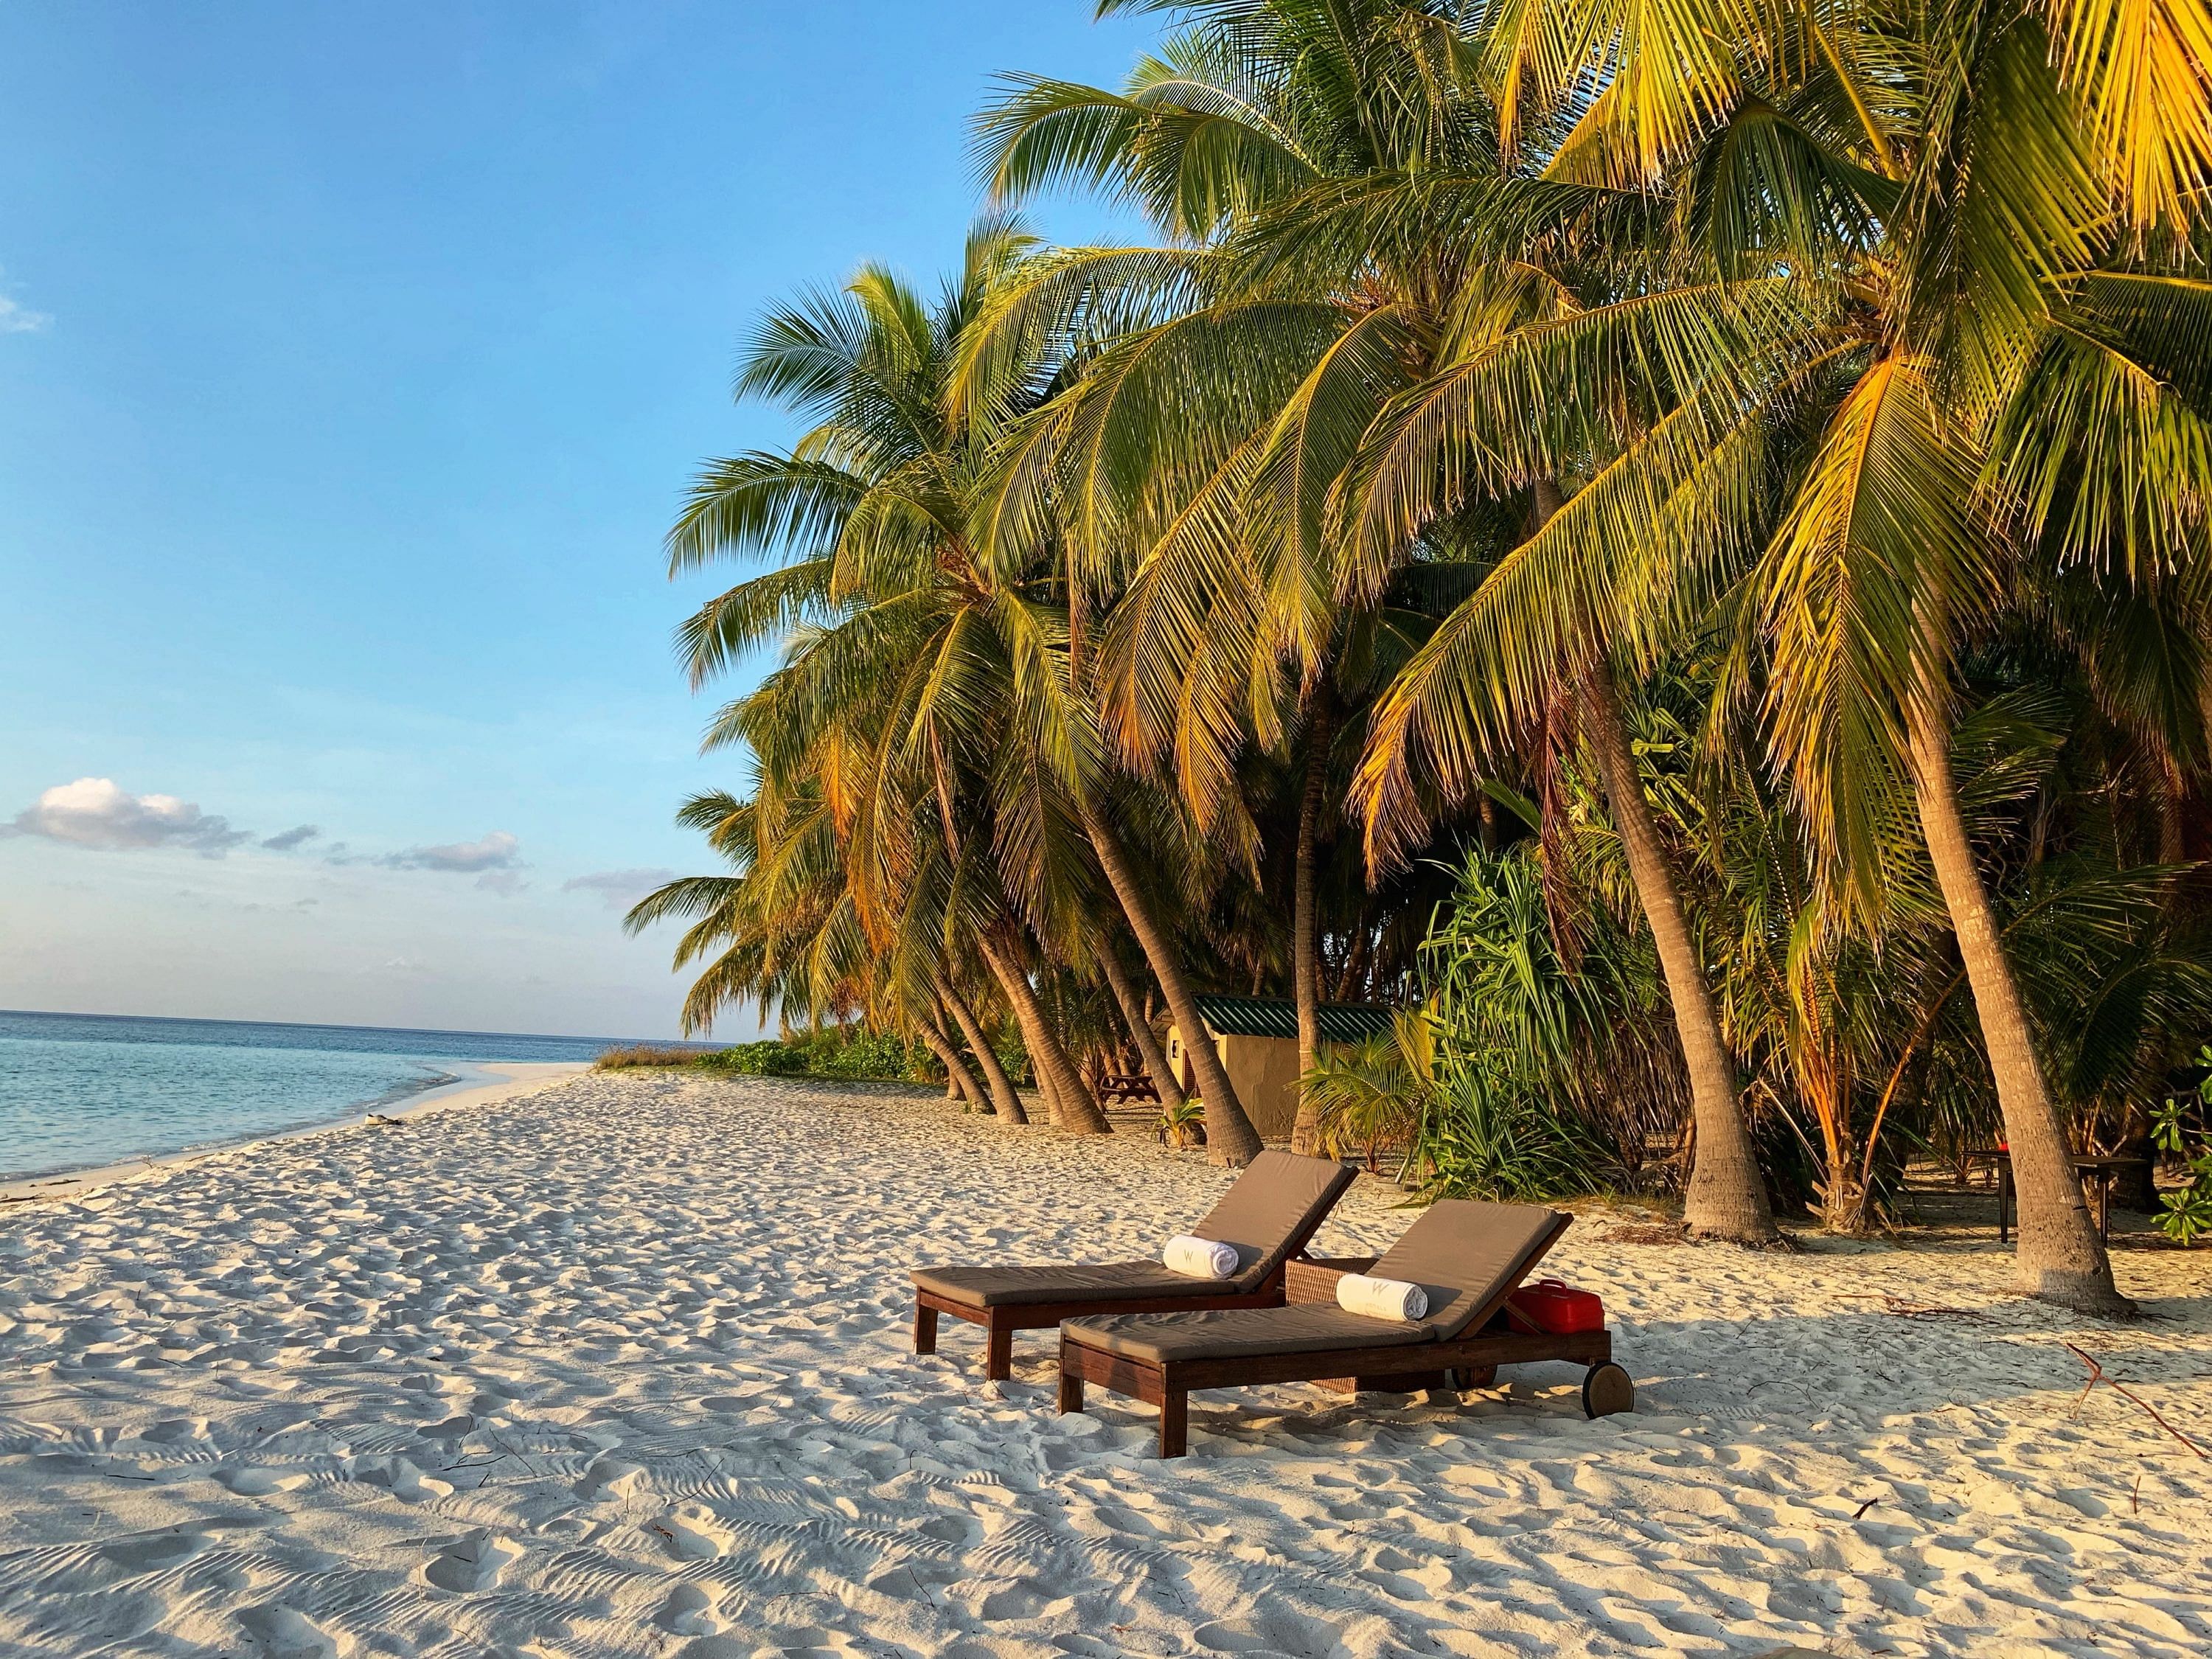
[378,830,521,874]
[261,824,321,852]
[0,269,50,334]
[562,867,678,911]
[0,297,49,335]
[7,777,250,855]
[475,869,526,897]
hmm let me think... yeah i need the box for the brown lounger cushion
[1367,1200,1568,1338]
[911,1150,1354,1309]
[1189,1150,1357,1292]
[1065,1304,1430,1365]
[1057,1200,1569,1364]
[911,1261,1230,1308]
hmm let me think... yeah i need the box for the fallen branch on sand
[2063,1342,2207,1459]
[1842,1293,1993,1323]
[1601,1224,1686,1246]
[367,1113,405,1127]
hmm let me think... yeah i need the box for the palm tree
[1093,933,1189,1115]
[973,0,1781,1236]
[1341,0,2211,1306]
[622,785,866,1035]
[656,218,1354,1144]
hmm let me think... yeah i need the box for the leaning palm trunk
[1579,653,1778,1244]
[917,1014,987,1110]
[1081,805,1265,1165]
[1906,663,2131,1314]
[1096,942,1188,1113]
[978,933,1111,1135]
[1033,1060,1071,1126]
[933,970,1026,1124]
[1523,472,1774,1242]
[1291,703,1332,1155]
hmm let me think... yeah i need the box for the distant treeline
[596,1025,1018,1087]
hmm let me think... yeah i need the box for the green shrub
[1155,1095,1207,1150]
[691,1027,933,1082]
[802,1028,920,1080]
[2152,1058,2212,1245]
[992,1026,1032,1086]
[698,1040,810,1077]
[596,1044,712,1070]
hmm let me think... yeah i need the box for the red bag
[1506,1279,1604,1335]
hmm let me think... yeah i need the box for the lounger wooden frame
[1056,1234,1630,1456]
[914,1152,1356,1382]
[914,1265,1297,1382]
[1057,1321,1617,1456]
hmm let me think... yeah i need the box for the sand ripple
[1,1073,2207,1656]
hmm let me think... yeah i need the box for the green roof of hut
[1188,995,1396,1044]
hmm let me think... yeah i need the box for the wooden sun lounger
[1055,1200,1634,1455]
[911,1150,1357,1381]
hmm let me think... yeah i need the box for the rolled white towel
[1336,1273,1430,1322]
[1162,1234,1240,1280]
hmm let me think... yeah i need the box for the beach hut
[1164,995,1396,1141]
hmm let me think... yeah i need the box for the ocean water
[0,1009,623,1183]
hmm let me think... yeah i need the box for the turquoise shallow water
[0,1010,622,1181]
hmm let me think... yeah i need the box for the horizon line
[0,1005,705,1048]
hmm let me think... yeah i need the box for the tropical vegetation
[631,0,2212,1314]
[594,1032,938,1082]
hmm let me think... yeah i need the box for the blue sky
[0,1,1147,1038]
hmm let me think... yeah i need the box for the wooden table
[1966,1150,2152,1242]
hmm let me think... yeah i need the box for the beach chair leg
[984,1323,1014,1381]
[1057,1369,1084,1414]
[1158,1390,1188,1458]
[914,1303,937,1356]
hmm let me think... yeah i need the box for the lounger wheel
[1581,1362,1633,1419]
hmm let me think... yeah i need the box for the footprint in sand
[698,1385,776,1411]
[349,1456,453,1503]
[1191,1610,1347,1656]
[571,1458,644,1503]
[97,1528,209,1576]
[975,1580,1067,1621]
[235,1604,351,1658]
[420,1533,522,1593]
[653,1582,725,1635]
[139,1417,216,1446]
[217,1466,311,1496]
[655,1503,737,1560]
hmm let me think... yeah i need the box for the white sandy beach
[1,1072,2207,1659]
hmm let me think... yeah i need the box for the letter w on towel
[1163,1234,1239,1279]
[1336,1273,1429,1321]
